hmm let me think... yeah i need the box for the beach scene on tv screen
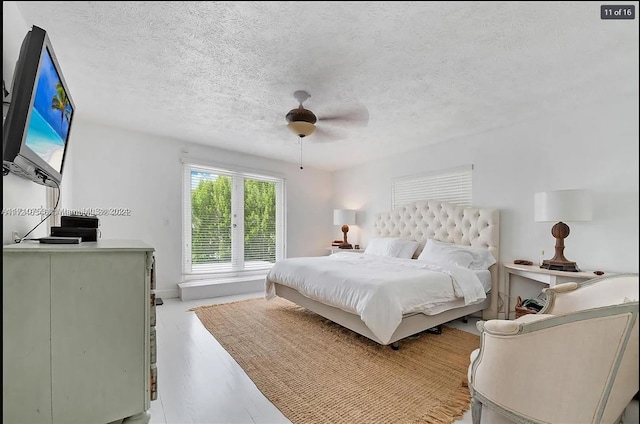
[24,47,73,174]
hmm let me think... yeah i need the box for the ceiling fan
[284,90,369,169]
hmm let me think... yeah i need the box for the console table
[502,263,604,320]
[327,247,365,255]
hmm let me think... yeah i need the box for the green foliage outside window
[191,175,276,265]
[244,179,276,263]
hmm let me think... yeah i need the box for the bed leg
[426,325,442,335]
[462,315,468,323]
[391,342,399,350]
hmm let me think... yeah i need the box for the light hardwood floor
[146,293,639,424]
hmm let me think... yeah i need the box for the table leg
[504,271,511,320]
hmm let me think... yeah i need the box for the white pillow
[417,239,496,270]
[397,240,419,259]
[364,238,407,257]
[417,239,474,268]
[467,247,496,270]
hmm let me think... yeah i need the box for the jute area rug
[192,297,480,424]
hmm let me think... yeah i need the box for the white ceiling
[14,1,639,171]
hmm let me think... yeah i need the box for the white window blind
[392,165,473,209]
[183,163,285,276]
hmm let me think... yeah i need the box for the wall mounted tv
[3,25,75,188]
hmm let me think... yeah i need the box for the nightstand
[502,263,609,319]
[327,247,365,255]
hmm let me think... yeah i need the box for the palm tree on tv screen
[50,82,71,131]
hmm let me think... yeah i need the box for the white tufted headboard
[373,200,499,259]
[373,200,500,318]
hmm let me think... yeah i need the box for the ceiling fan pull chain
[299,137,304,170]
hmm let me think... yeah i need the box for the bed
[265,200,500,347]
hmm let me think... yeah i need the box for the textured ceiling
[14,1,639,171]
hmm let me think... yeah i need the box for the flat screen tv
[3,25,75,188]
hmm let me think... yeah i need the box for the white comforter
[265,253,487,344]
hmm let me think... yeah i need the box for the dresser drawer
[149,292,156,327]
[150,364,158,401]
[150,327,157,364]
[150,257,156,290]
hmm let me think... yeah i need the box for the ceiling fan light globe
[287,121,316,137]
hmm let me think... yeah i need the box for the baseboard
[178,275,266,301]
[153,288,179,299]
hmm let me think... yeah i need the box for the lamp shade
[534,189,593,222]
[333,209,356,226]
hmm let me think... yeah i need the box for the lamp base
[339,243,353,249]
[540,260,580,272]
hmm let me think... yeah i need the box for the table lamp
[333,209,356,249]
[534,189,592,272]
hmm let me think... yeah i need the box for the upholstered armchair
[468,273,639,424]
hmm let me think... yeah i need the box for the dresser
[3,240,157,424]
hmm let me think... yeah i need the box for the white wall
[68,120,333,297]
[333,94,639,287]
[4,0,333,297]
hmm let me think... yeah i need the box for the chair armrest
[478,314,554,335]
[543,282,578,294]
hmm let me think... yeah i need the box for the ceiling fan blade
[312,126,346,143]
[317,105,369,127]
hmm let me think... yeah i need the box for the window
[183,162,285,276]
[392,165,473,209]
